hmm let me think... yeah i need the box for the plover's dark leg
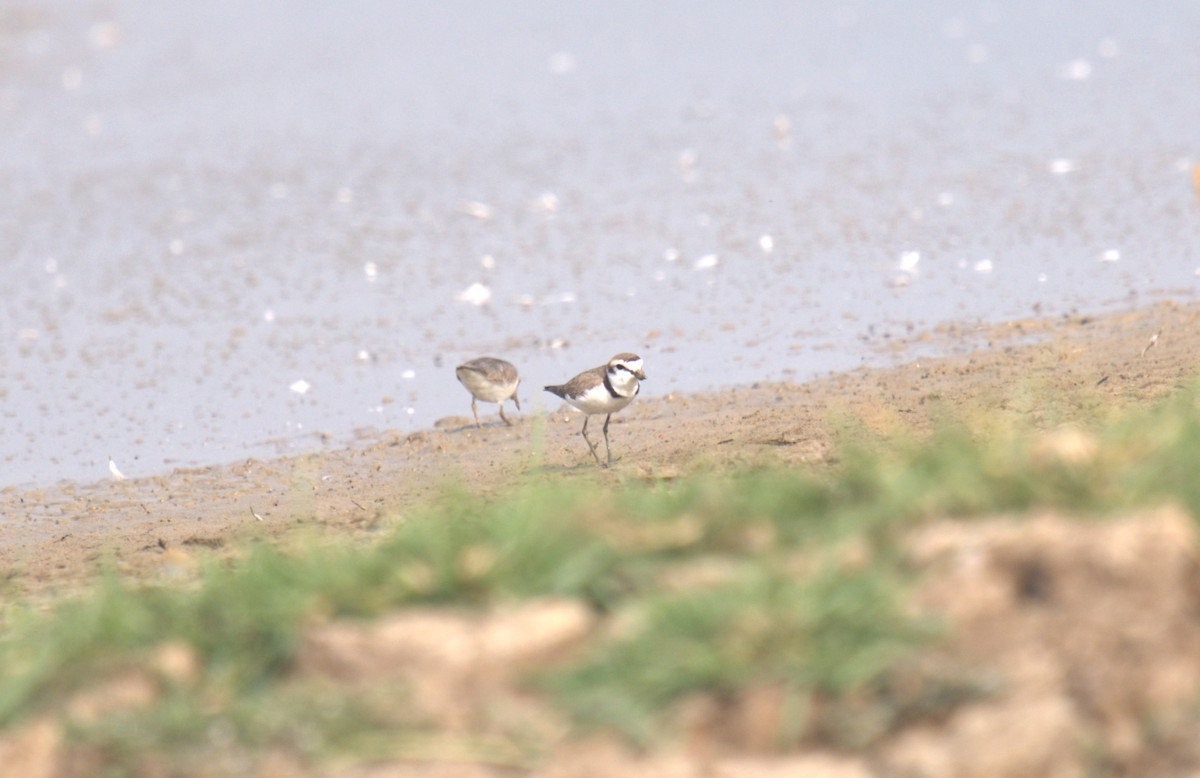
[602,413,613,465]
[580,415,602,465]
[499,402,513,426]
[471,398,481,428]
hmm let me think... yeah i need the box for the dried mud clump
[899,506,1200,777]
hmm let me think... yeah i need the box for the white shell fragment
[530,192,560,213]
[457,201,493,220]
[1049,158,1078,174]
[1058,58,1093,80]
[456,282,492,306]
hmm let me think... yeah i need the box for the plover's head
[608,352,646,381]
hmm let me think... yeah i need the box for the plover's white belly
[456,369,517,402]
[565,383,635,415]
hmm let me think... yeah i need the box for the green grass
[1,383,1199,769]
[545,563,940,746]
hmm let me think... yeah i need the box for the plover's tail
[544,384,567,399]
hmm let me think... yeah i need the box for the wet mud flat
[1,299,1195,599]
[6,1,1200,488]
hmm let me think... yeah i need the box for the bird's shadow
[449,419,520,434]
[527,457,621,475]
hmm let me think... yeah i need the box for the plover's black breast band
[602,370,619,399]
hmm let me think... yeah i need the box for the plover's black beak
[635,369,647,380]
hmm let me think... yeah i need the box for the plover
[544,352,646,466]
[455,357,521,427]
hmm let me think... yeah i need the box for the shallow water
[2,1,1199,487]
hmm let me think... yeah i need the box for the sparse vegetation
[2,383,1200,773]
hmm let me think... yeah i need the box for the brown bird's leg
[471,398,481,428]
[499,402,512,426]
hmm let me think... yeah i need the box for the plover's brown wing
[544,365,604,399]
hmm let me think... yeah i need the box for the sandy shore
[2,299,1196,598]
